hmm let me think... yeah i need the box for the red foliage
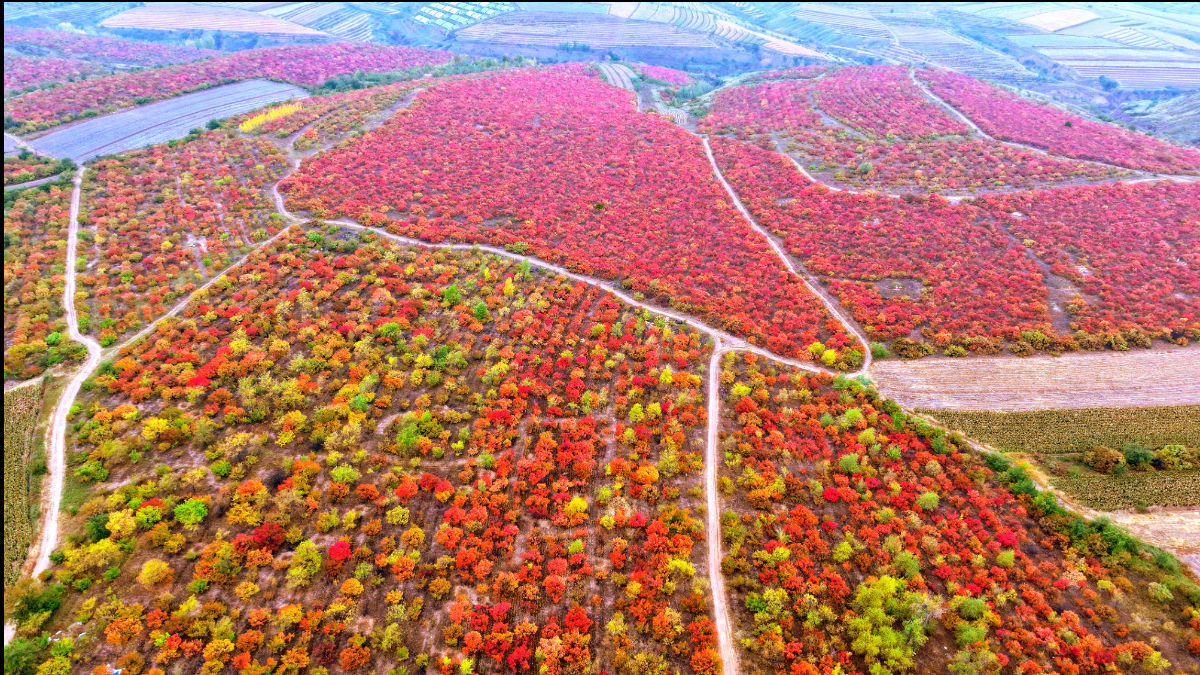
[710,137,1053,344]
[283,66,850,359]
[3,54,102,94]
[918,68,1200,174]
[975,182,1200,339]
[635,64,692,86]
[5,27,217,66]
[814,66,970,139]
[328,540,352,561]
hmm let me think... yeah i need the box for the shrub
[1082,445,1125,474]
[137,559,173,587]
[958,598,987,621]
[174,498,208,529]
[915,492,939,511]
[1147,582,1173,603]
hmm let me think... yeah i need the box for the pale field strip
[889,26,965,44]
[1062,64,1200,89]
[790,3,894,41]
[1038,47,1197,61]
[27,79,307,162]
[101,2,326,36]
[871,347,1200,411]
[1019,8,1100,33]
[457,16,718,48]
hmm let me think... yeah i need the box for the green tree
[286,540,322,587]
[174,498,208,529]
[846,576,930,674]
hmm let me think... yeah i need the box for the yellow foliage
[239,103,302,133]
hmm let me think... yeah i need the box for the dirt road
[706,341,739,675]
[28,167,103,580]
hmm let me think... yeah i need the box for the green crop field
[1053,470,1200,511]
[4,381,44,586]
[919,405,1200,454]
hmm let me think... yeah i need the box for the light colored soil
[872,344,1200,411]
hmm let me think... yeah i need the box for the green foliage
[10,583,65,624]
[84,513,111,542]
[3,637,48,675]
[955,623,987,646]
[958,597,987,621]
[330,463,361,484]
[73,459,108,482]
[1147,582,1173,603]
[915,491,939,511]
[838,454,860,474]
[846,576,929,674]
[174,498,208,528]
[286,540,322,588]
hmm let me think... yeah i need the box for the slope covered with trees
[918,69,1200,175]
[709,136,1199,356]
[283,65,855,364]
[716,352,1199,675]
[7,226,721,675]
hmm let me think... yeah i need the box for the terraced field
[25,79,307,162]
[873,346,1200,410]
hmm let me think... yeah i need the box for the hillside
[3,17,1198,675]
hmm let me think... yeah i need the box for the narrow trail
[32,167,102,579]
[329,218,854,378]
[6,167,302,648]
[706,341,739,675]
[4,131,54,159]
[4,174,69,192]
[698,136,873,374]
[11,70,1187,666]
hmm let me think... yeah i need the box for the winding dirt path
[30,167,102,579]
[907,69,1198,182]
[12,71,1188,667]
[6,173,303,647]
[5,168,104,646]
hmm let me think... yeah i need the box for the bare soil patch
[872,343,1200,410]
[875,276,924,300]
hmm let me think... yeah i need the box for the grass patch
[919,405,1200,454]
[59,472,90,519]
[1052,469,1200,510]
